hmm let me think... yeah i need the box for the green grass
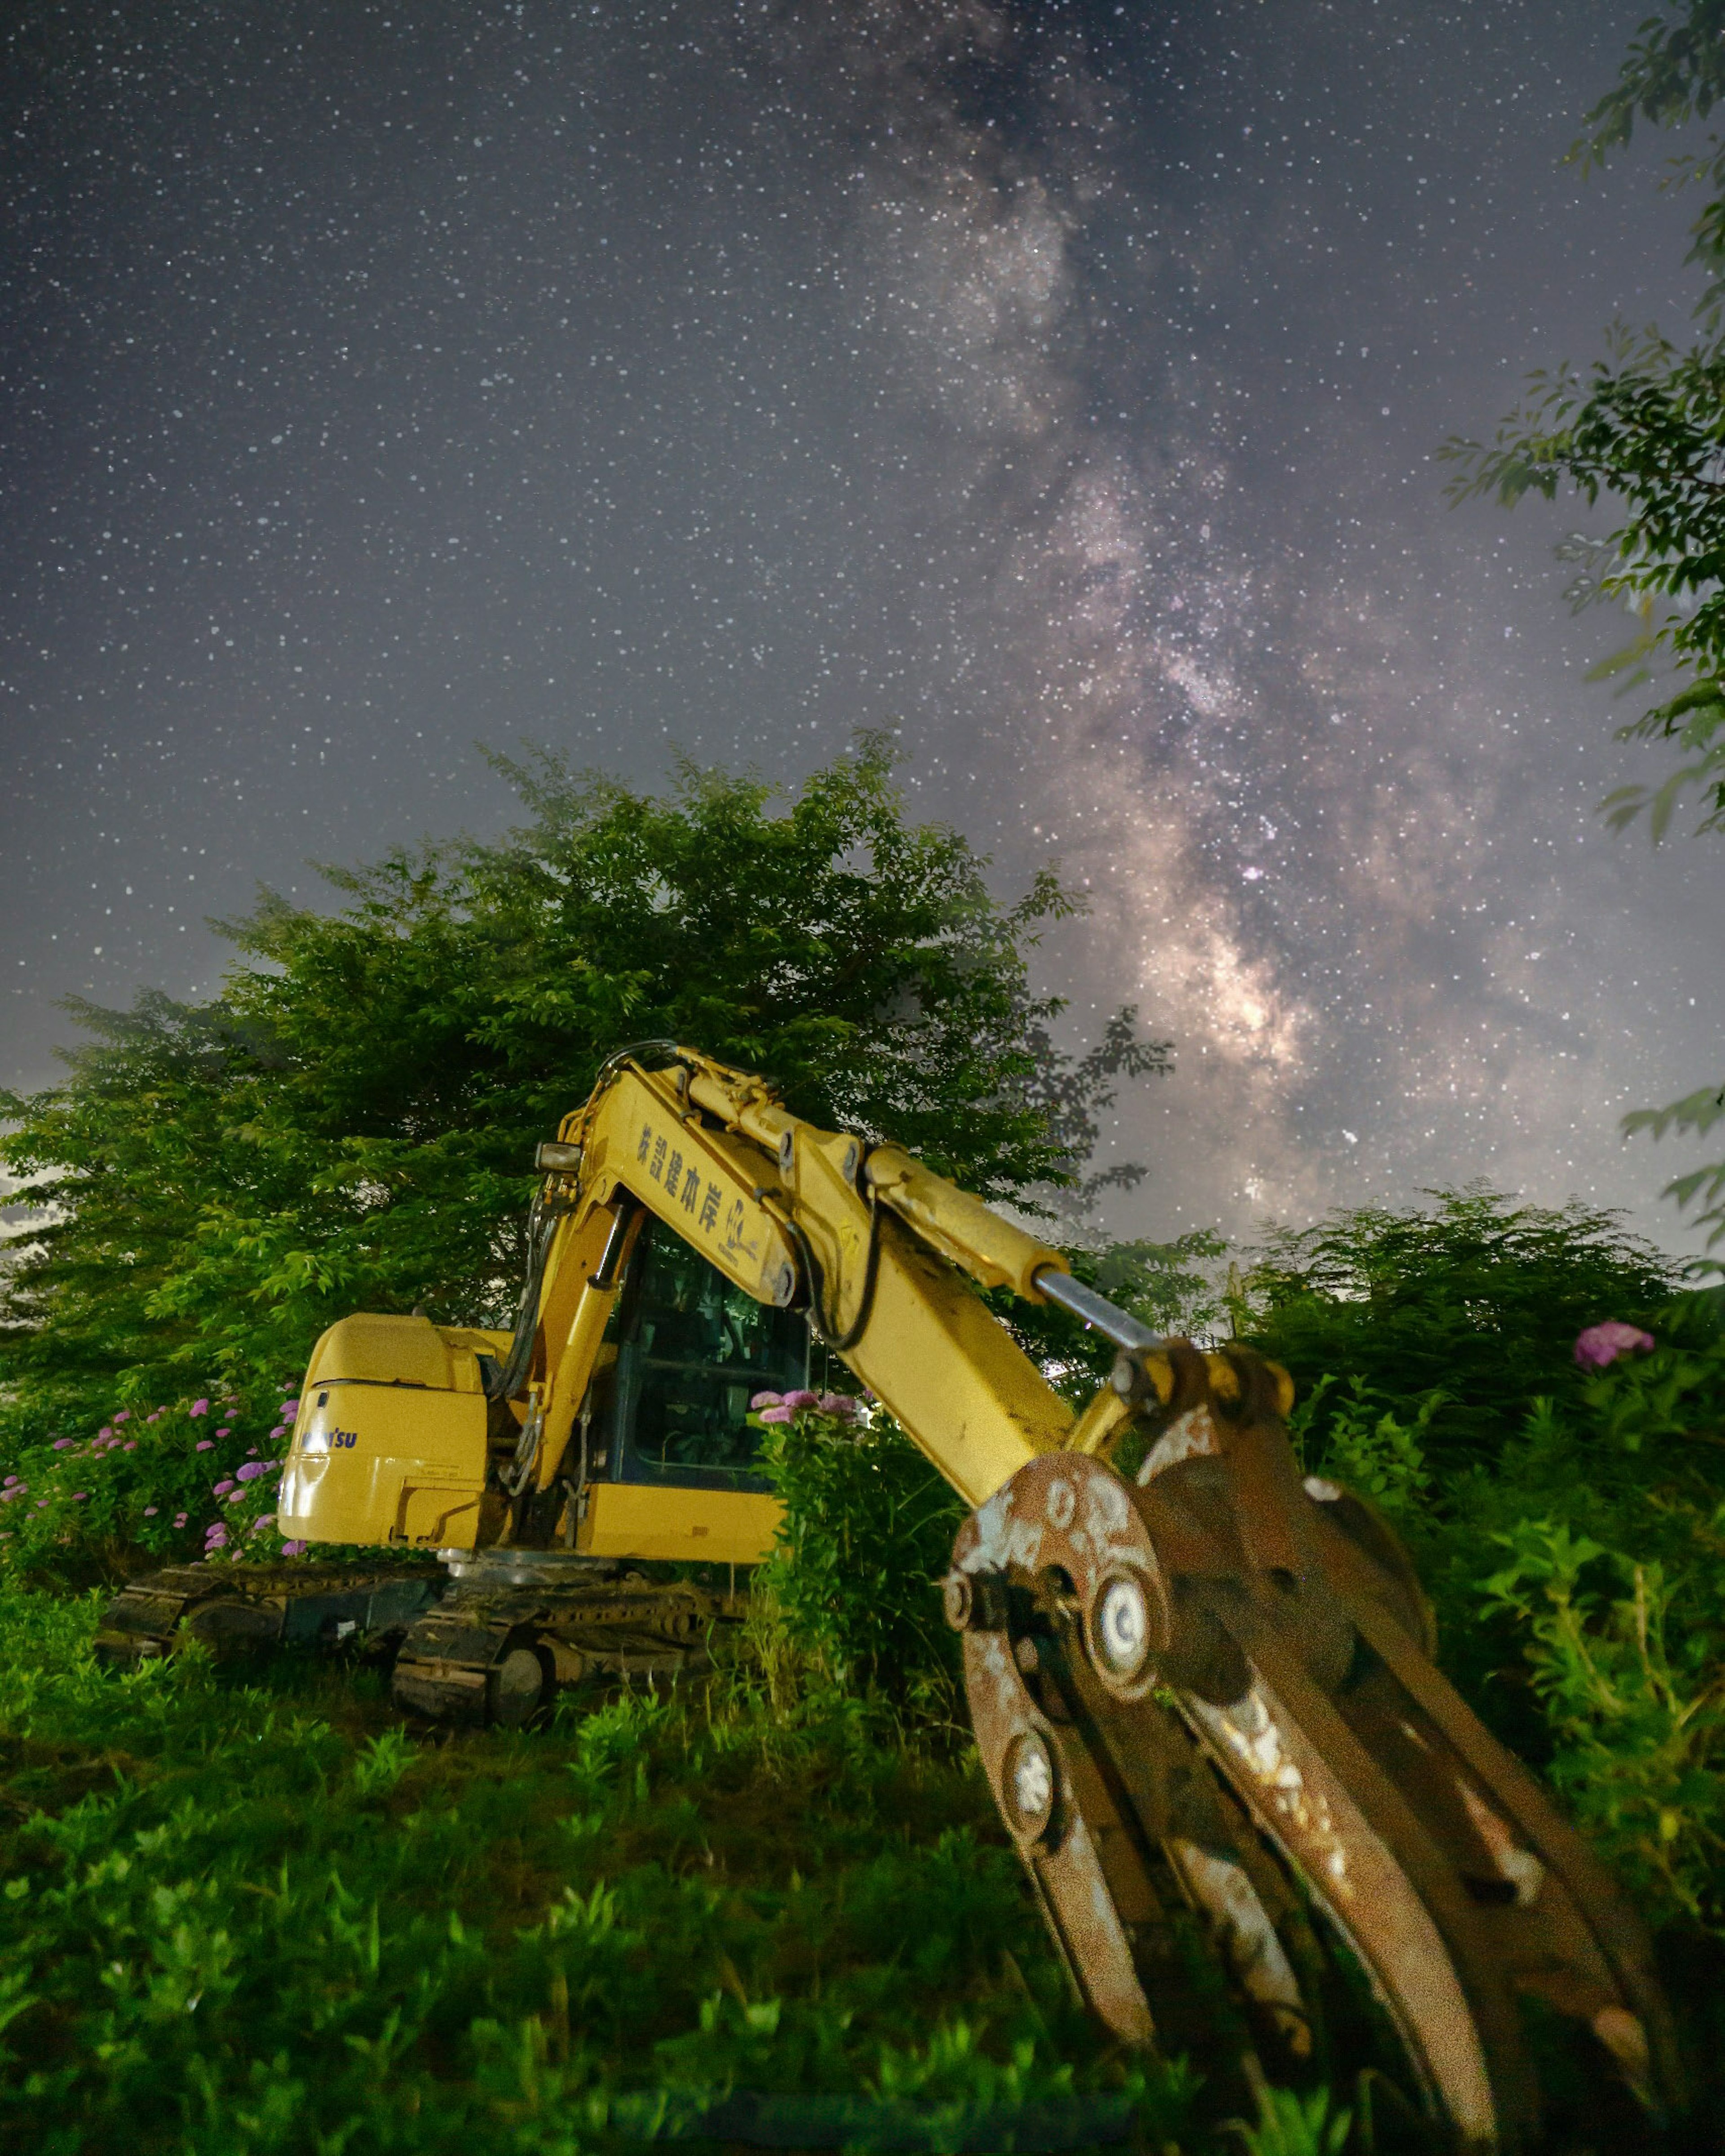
[0,1589,1193,2156]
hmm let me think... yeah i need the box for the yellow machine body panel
[280,1315,509,1550]
[301,1312,504,1394]
[575,1482,782,1565]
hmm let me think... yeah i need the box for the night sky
[4,0,1722,1257]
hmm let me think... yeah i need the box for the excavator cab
[603,1216,807,1491]
[567,1219,802,1564]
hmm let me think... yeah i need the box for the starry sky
[4,0,1722,1259]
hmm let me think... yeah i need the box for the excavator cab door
[575,1219,806,1565]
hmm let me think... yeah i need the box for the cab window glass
[622,1226,806,1477]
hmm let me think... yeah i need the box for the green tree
[0,735,1166,1470]
[1442,2,1725,1251]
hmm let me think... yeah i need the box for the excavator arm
[283,1045,1685,2149]
[509,1041,1115,1514]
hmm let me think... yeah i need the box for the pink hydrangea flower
[51,1438,74,1451]
[750,1391,783,1410]
[782,1389,820,1410]
[756,1403,795,1424]
[146,1413,161,1424]
[98,1426,113,1439]
[215,1427,231,1438]
[281,1539,308,1557]
[195,1440,214,1453]
[817,1392,859,1417]
[213,1480,236,1496]
[205,1524,228,1549]
[1575,1322,1656,1371]
[124,1441,137,1452]
[143,1506,159,1517]
[281,1400,300,1418]
[268,1425,288,1441]
[113,1410,130,1424]
[189,1399,209,1418]
[71,1492,88,1502]
[172,1513,188,1528]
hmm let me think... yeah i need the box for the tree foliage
[1442,1,1725,1251]
[0,735,1164,1471]
[1238,1188,1681,1467]
[1442,327,1725,842]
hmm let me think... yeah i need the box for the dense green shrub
[1268,1236,1725,1941]
[1229,1189,1725,1946]
[753,1392,966,1703]
[0,1379,303,1587]
[1411,1298,1725,1933]
[1241,1188,1681,1468]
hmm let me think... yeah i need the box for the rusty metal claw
[952,1342,1686,2152]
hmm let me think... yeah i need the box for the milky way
[3,0,1721,1256]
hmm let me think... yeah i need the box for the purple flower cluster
[749,1388,862,1426]
[1575,1322,1657,1372]
[0,1383,309,1575]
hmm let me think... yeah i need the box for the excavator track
[93,1560,446,1667]
[951,1343,1687,2154]
[390,1563,736,1726]
[96,1553,738,1733]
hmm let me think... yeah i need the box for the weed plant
[751,1392,966,1705]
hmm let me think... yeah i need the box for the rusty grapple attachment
[948,1340,1685,2152]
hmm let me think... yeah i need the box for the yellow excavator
[97,1043,1685,2147]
